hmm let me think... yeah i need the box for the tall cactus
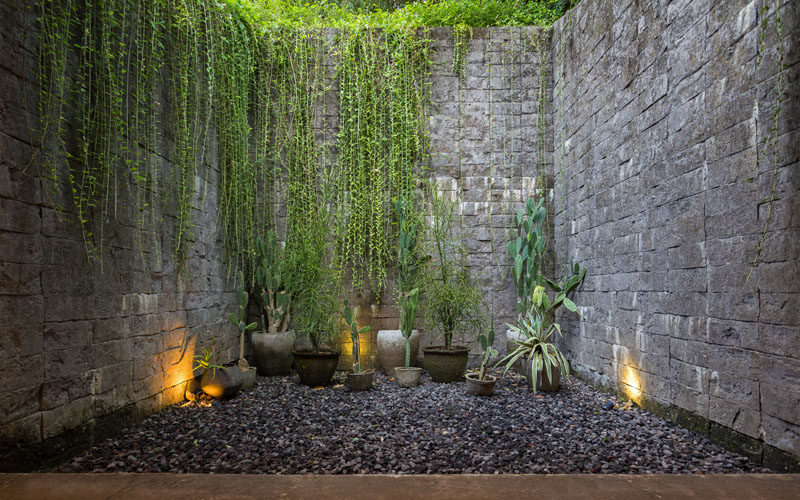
[343,301,370,374]
[255,231,292,333]
[230,270,258,369]
[395,197,423,368]
[508,198,547,318]
[399,288,420,368]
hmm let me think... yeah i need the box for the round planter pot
[394,366,423,387]
[465,372,497,396]
[423,346,469,383]
[377,330,419,374]
[293,349,340,386]
[522,358,562,392]
[345,370,374,391]
[240,366,257,390]
[252,330,296,376]
[505,329,526,374]
[201,365,243,399]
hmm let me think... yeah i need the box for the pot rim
[347,370,375,376]
[393,366,423,372]
[422,345,469,354]
[291,349,341,357]
[465,372,497,383]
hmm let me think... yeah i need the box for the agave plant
[497,286,570,393]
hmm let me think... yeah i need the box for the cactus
[399,288,420,368]
[255,231,292,334]
[394,197,424,369]
[230,270,258,369]
[507,197,547,319]
[343,301,371,374]
[477,315,499,381]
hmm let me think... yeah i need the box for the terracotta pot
[293,349,340,386]
[377,330,419,374]
[345,370,374,391]
[465,372,497,396]
[394,366,423,387]
[200,365,243,399]
[423,346,469,383]
[252,330,296,376]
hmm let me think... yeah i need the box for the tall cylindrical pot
[252,330,296,376]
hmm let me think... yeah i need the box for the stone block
[41,396,93,440]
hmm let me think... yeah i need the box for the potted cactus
[252,231,297,376]
[195,343,242,399]
[230,271,258,390]
[394,287,422,387]
[342,301,373,391]
[465,316,499,396]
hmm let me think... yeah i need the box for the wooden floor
[2,473,800,500]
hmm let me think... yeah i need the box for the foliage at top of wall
[233,0,566,29]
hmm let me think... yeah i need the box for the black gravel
[52,372,771,474]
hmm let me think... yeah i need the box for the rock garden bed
[52,372,770,474]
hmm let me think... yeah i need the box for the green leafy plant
[497,289,570,393]
[194,343,224,375]
[230,270,259,369]
[424,189,485,349]
[477,315,499,381]
[255,231,294,333]
[343,301,371,374]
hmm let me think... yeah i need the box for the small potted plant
[377,198,424,374]
[497,286,571,393]
[395,287,422,387]
[252,231,297,376]
[194,343,242,399]
[230,271,258,390]
[342,301,373,391]
[465,316,499,396]
[422,189,485,383]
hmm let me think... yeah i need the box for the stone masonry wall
[333,27,551,370]
[551,0,799,469]
[0,0,239,470]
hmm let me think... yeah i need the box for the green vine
[452,23,471,82]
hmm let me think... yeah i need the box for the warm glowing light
[622,365,642,404]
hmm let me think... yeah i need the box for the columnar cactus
[508,197,547,319]
[255,231,292,333]
[230,271,258,368]
[343,301,370,374]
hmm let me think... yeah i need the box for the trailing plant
[343,301,371,374]
[423,189,486,350]
[452,24,471,81]
[230,270,259,369]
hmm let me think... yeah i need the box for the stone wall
[0,0,239,470]
[551,0,799,469]
[334,26,550,370]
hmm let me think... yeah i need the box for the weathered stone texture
[552,0,799,466]
[0,0,238,469]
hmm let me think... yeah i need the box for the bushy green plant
[343,301,371,373]
[230,271,259,368]
[423,189,485,349]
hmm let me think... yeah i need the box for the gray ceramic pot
[377,329,419,374]
[293,349,340,386]
[394,366,423,387]
[345,370,374,391]
[423,346,469,383]
[522,357,562,392]
[465,372,497,396]
[252,330,296,376]
[200,365,243,399]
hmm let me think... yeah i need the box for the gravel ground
[53,371,771,474]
